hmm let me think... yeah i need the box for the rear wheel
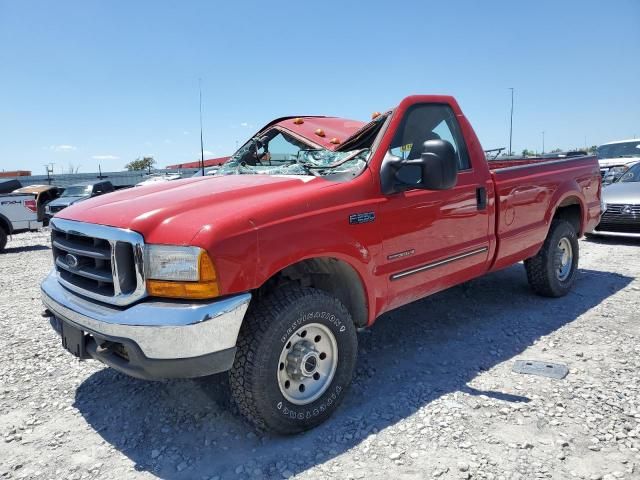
[0,227,7,253]
[229,287,358,434]
[524,219,579,297]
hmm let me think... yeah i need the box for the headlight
[145,245,202,281]
[606,166,629,181]
[145,245,219,299]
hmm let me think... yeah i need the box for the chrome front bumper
[41,270,251,368]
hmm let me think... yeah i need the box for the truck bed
[488,155,601,271]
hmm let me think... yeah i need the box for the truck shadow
[3,244,50,254]
[584,234,640,246]
[74,264,632,479]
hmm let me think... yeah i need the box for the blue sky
[1,0,639,174]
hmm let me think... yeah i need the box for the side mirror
[415,139,458,190]
[381,139,458,194]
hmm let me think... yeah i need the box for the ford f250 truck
[41,95,602,434]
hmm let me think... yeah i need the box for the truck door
[379,103,493,311]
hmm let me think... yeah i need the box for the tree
[126,156,156,172]
[521,149,534,157]
[551,148,563,153]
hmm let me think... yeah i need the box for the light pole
[199,78,205,176]
[509,88,514,156]
[542,131,545,155]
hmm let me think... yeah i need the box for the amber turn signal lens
[330,137,341,144]
[315,129,325,137]
[293,117,304,125]
[371,111,381,119]
[146,251,219,299]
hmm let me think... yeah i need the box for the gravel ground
[1,230,639,480]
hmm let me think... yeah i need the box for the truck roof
[13,185,60,194]
[267,116,367,150]
[67,180,112,187]
[599,139,640,146]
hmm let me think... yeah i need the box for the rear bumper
[41,270,251,379]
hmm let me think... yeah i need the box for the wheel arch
[254,256,370,328]
[551,194,585,236]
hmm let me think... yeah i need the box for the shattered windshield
[217,129,370,177]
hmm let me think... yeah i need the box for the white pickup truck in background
[0,192,42,252]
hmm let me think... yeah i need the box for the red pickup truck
[41,95,602,434]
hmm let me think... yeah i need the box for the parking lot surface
[1,231,638,480]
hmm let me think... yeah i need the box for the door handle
[476,187,487,210]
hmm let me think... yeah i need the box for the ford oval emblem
[66,253,79,269]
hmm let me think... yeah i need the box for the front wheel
[229,287,358,434]
[524,219,579,297]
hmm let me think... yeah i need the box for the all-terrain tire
[0,227,7,253]
[524,219,579,297]
[229,287,358,434]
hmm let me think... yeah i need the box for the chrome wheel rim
[556,237,573,281]
[277,323,338,405]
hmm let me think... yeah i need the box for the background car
[593,161,640,236]
[135,173,182,186]
[45,180,115,218]
[597,139,640,184]
[191,166,220,177]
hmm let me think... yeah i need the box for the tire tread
[229,287,354,434]
[524,219,578,297]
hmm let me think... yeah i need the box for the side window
[389,104,471,170]
[263,132,305,164]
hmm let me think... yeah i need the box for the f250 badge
[349,212,375,225]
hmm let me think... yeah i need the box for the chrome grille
[596,203,640,234]
[50,218,146,306]
[603,203,640,215]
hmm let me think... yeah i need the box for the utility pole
[509,87,514,156]
[199,79,205,176]
[542,131,545,155]
[44,164,54,185]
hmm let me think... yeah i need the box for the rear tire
[229,287,358,434]
[0,227,7,253]
[524,219,579,297]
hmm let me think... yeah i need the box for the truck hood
[599,157,640,168]
[48,195,89,207]
[57,174,329,244]
[602,182,640,205]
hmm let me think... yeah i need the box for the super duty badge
[349,212,375,225]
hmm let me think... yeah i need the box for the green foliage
[126,156,155,171]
